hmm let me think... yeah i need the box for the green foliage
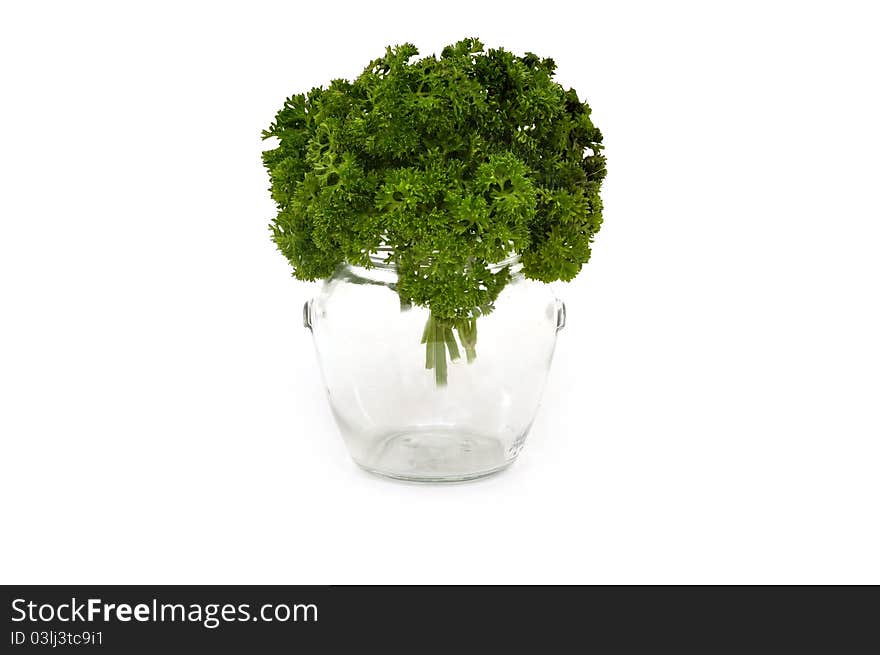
[262,38,606,321]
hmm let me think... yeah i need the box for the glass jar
[303,256,566,482]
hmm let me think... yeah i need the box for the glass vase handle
[555,298,566,332]
[303,299,314,331]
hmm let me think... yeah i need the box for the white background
[1,1,878,584]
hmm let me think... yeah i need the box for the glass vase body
[304,257,565,482]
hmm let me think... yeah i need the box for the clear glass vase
[303,256,566,482]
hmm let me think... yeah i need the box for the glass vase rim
[358,248,522,273]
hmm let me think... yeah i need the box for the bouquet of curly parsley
[263,38,605,385]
